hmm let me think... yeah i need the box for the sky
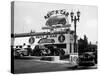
[13,1,98,43]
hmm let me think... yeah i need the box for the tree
[78,35,89,53]
[83,35,88,46]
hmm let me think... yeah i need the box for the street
[14,56,97,74]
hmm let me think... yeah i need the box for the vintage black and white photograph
[11,1,98,74]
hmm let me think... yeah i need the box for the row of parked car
[11,44,97,66]
[12,44,65,58]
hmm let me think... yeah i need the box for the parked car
[78,52,95,66]
[14,46,22,57]
[93,50,97,64]
[18,48,29,57]
[44,45,65,56]
[33,45,49,56]
[32,44,65,56]
[14,45,32,58]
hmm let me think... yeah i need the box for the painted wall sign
[29,37,35,44]
[36,35,48,39]
[50,34,57,37]
[36,34,57,39]
[58,34,65,42]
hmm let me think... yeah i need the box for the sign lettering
[38,39,55,44]
[44,9,69,19]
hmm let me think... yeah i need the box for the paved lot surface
[14,57,97,74]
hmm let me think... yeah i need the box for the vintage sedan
[33,45,50,56]
[78,52,95,66]
[44,45,65,56]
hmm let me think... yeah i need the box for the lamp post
[70,11,80,53]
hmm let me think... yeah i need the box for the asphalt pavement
[14,56,97,74]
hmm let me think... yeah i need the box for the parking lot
[14,56,97,74]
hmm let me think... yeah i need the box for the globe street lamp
[70,10,80,53]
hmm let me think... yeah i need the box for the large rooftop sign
[44,9,69,26]
[42,9,70,30]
